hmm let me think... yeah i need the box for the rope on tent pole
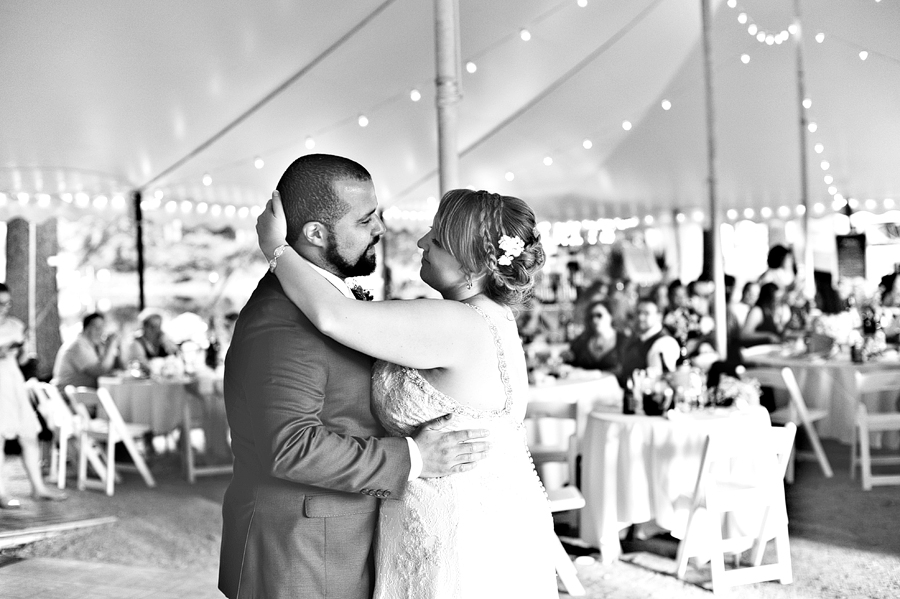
[138,0,399,191]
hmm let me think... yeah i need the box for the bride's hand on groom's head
[414,414,491,478]
[257,190,288,257]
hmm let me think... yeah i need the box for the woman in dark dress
[566,300,621,372]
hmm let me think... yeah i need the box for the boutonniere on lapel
[349,283,373,301]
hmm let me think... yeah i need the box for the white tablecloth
[743,347,900,445]
[99,375,198,432]
[580,407,772,563]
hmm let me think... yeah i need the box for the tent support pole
[434,0,461,195]
[793,0,815,299]
[700,0,726,359]
[133,190,146,311]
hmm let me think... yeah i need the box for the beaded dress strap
[464,303,514,417]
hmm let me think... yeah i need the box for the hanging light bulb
[582,139,593,149]
[410,89,422,102]
[813,202,825,214]
[859,51,868,61]
[738,12,747,24]
[808,122,818,132]
[828,185,838,195]
[358,114,369,127]
[820,160,830,171]
[802,98,812,109]
[727,0,736,7]
[757,32,766,42]
[305,136,316,149]
[865,199,877,210]
[621,121,632,130]
[202,173,212,186]
[543,156,553,166]
[788,24,798,35]
[505,171,515,181]
[760,207,773,218]
[741,54,751,64]
[824,175,833,184]
[466,61,477,73]
[661,99,672,110]
[815,143,824,154]
[577,0,588,7]
[254,157,265,169]
[743,208,755,219]
[727,209,738,220]
[815,32,825,43]
[766,34,775,45]
[884,198,895,209]
[778,206,791,218]
[748,24,758,35]
[519,29,531,41]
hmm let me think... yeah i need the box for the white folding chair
[25,380,80,489]
[675,423,797,594]
[743,366,833,483]
[852,371,900,490]
[525,399,586,596]
[65,385,156,495]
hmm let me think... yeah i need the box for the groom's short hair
[276,154,372,245]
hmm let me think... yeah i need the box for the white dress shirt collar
[306,262,354,299]
[640,323,665,341]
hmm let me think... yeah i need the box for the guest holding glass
[0,283,66,508]
[741,282,790,346]
[565,300,620,372]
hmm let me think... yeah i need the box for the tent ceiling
[1,0,898,225]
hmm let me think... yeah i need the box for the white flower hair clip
[497,234,525,266]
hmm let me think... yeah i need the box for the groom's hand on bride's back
[414,414,490,478]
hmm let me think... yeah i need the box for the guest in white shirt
[617,298,680,388]
[732,282,759,328]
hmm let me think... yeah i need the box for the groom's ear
[301,221,329,248]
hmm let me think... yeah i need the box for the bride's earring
[465,275,473,290]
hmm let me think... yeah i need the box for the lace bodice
[370,303,556,599]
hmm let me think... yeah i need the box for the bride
[257,188,558,598]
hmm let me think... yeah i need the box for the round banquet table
[743,345,900,446]
[579,406,773,563]
[99,375,197,432]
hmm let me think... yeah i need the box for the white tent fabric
[1,0,898,226]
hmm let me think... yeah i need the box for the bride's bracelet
[268,244,290,273]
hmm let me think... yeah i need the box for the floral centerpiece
[708,374,761,410]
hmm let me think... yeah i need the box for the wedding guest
[759,244,796,290]
[565,300,620,373]
[732,281,759,327]
[617,297,680,389]
[741,282,790,346]
[0,283,66,508]
[123,309,179,369]
[51,312,119,393]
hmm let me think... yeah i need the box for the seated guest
[51,312,119,392]
[617,298,680,389]
[741,282,790,346]
[123,309,179,369]
[732,281,759,327]
[565,300,621,373]
[759,244,796,290]
[723,275,743,365]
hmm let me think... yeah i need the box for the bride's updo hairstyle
[432,189,545,310]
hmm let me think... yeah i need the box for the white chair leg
[750,505,772,567]
[105,431,117,496]
[77,433,88,491]
[803,421,834,478]
[850,424,858,479]
[120,430,157,488]
[708,512,728,594]
[551,534,585,596]
[785,445,796,484]
[774,524,792,584]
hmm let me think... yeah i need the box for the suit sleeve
[237,303,410,497]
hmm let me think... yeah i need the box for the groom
[219,154,490,599]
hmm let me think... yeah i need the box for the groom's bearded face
[324,235,379,278]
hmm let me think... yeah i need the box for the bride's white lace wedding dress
[371,305,558,599]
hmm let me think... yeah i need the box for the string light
[808,122,817,132]
[543,156,553,166]
[815,32,825,43]
[859,51,868,61]
[820,160,830,171]
[305,136,316,149]
[741,54,751,64]
[582,139,592,149]
[577,0,588,7]
[621,121,632,130]
[466,61,477,73]
[357,114,369,127]
[202,173,212,186]
[409,89,421,102]
[814,143,824,153]
[519,29,531,41]
[254,157,264,169]
[505,171,515,181]
[760,207,773,218]
[661,99,671,110]
[824,175,833,184]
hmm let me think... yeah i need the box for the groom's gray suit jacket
[219,273,410,599]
